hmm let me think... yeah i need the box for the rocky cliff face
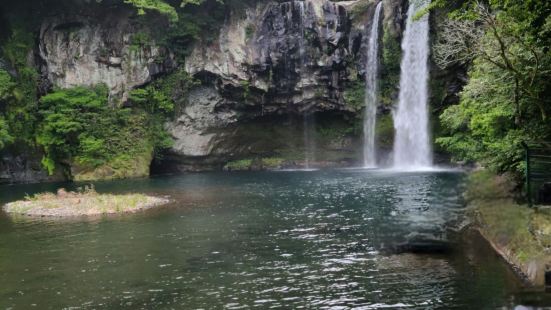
[38,5,175,103]
[167,0,401,170]
[0,153,64,185]
[185,0,353,113]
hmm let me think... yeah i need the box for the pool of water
[0,169,548,309]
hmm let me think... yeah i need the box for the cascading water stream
[297,1,314,169]
[393,0,433,169]
[363,1,383,168]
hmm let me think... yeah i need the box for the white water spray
[363,1,383,168]
[393,0,432,169]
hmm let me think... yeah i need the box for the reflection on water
[0,170,547,309]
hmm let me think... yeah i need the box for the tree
[0,69,15,101]
[36,84,175,174]
[435,0,551,173]
[122,0,221,23]
[123,0,179,22]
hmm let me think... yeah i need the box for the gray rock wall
[0,153,65,185]
[38,6,175,103]
[185,0,356,114]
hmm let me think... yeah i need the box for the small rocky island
[3,187,169,217]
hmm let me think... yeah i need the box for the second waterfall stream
[393,0,433,169]
[363,1,383,168]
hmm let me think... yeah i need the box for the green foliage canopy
[0,69,15,101]
[123,0,223,23]
[36,85,174,175]
[0,116,13,150]
[124,0,179,22]
[1,27,39,145]
[435,0,551,174]
[0,69,15,150]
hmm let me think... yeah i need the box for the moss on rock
[224,159,253,171]
[467,170,551,287]
[343,80,365,111]
[224,157,285,171]
[72,146,153,181]
[376,113,394,148]
[380,27,402,107]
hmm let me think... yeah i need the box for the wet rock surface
[0,153,65,185]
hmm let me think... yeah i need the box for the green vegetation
[433,0,551,175]
[349,1,369,23]
[375,113,394,148]
[124,0,179,22]
[0,116,13,149]
[245,24,255,40]
[129,67,197,118]
[466,170,550,280]
[160,1,227,61]
[1,26,39,145]
[0,70,15,149]
[0,69,15,100]
[0,13,197,180]
[380,29,401,107]
[343,80,364,111]
[129,31,152,53]
[0,1,211,180]
[161,14,202,61]
[119,0,253,62]
[240,80,251,100]
[224,157,285,171]
[224,159,253,170]
[317,124,354,140]
[262,157,284,169]
[436,60,528,172]
[3,186,169,216]
[36,85,173,176]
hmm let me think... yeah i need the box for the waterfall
[393,0,432,169]
[297,1,314,169]
[363,1,383,168]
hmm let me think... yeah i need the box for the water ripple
[0,170,529,309]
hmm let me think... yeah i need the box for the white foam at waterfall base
[363,1,383,168]
[392,0,433,170]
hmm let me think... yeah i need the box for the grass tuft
[3,185,168,217]
[467,170,550,280]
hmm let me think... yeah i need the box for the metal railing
[522,142,551,207]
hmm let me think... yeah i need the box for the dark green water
[0,170,548,309]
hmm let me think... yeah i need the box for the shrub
[225,159,252,170]
[36,85,173,175]
[343,80,364,111]
[124,0,179,23]
[2,27,39,145]
[0,69,15,100]
[0,116,13,150]
[262,157,284,169]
